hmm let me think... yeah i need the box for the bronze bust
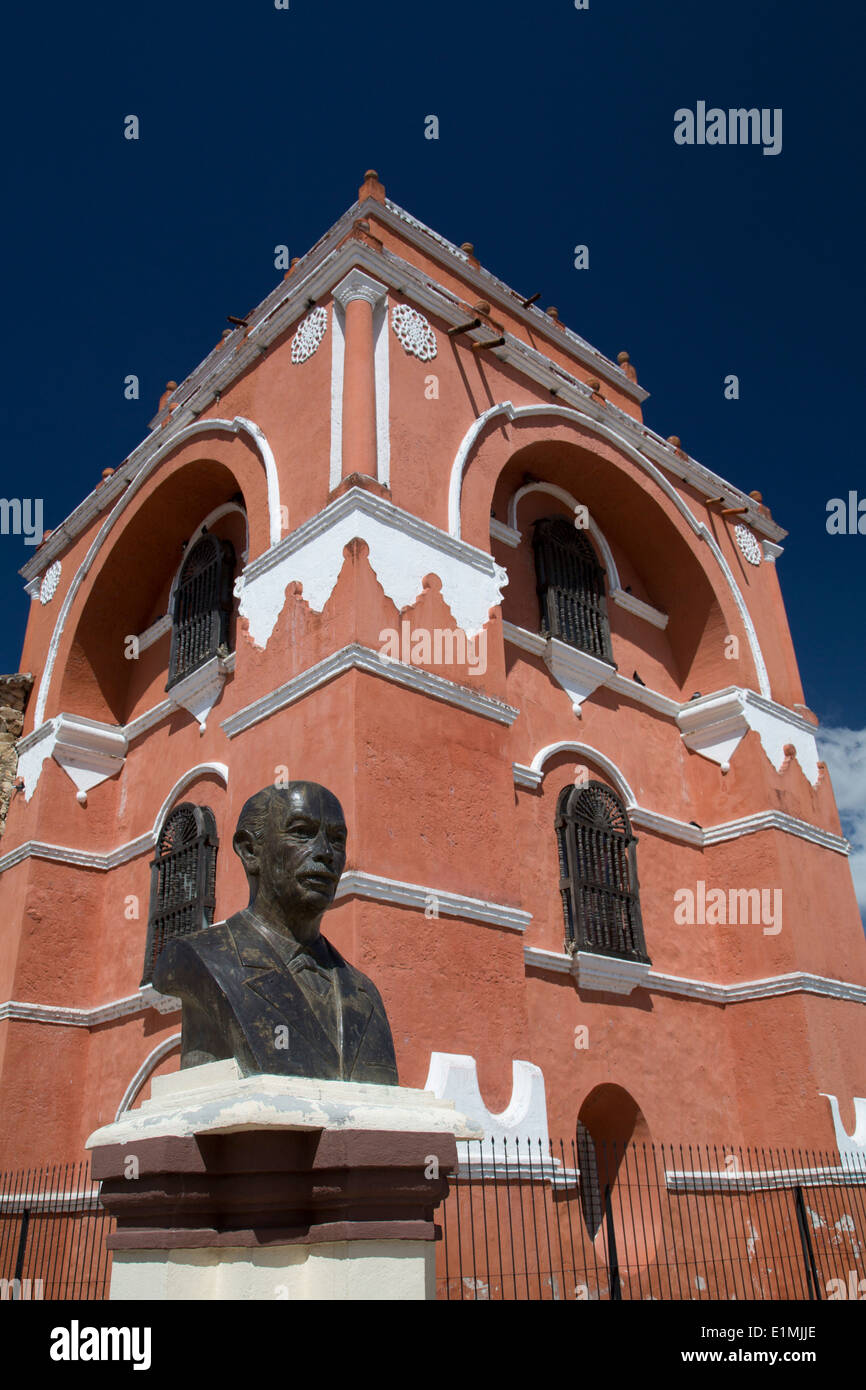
[152,782,398,1085]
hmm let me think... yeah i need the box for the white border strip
[221,643,519,738]
[522,946,866,1005]
[337,869,531,932]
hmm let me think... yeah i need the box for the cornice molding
[0,984,180,1029]
[0,763,229,875]
[522,947,866,1005]
[336,869,531,932]
[512,739,848,855]
[221,642,519,739]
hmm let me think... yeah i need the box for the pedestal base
[87,1060,480,1301]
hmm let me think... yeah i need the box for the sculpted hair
[233,786,284,872]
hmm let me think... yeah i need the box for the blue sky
[0,0,863,899]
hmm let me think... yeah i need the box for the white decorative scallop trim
[291,306,328,363]
[391,304,437,361]
[235,487,507,648]
[39,560,61,604]
[735,523,762,565]
[503,621,820,785]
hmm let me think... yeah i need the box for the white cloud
[817,725,866,916]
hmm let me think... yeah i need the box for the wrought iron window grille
[533,516,613,663]
[166,532,235,690]
[556,780,650,963]
[141,803,218,985]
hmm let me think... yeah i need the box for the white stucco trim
[503,621,818,783]
[451,402,771,697]
[424,1054,550,1158]
[0,985,180,1028]
[522,947,866,1005]
[136,614,172,652]
[677,688,821,784]
[221,642,519,738]
[151,763,229,836]
[336,870,531,932]
[820,1093,866,1171]
[32,416,281,728]
[518,740,638,804]
[329,302,346,491]
[234,486,508,648]
[0,764,229,875]
[512,743,848,854]
[115,1034,182,1118]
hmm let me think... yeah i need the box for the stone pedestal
[87,1060,481,1300]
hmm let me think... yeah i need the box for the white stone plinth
[87,1061,481,1302]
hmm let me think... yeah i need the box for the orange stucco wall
[1,209,863,1172]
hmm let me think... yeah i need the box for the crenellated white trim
[452,402,772,696]
[523,946,866,1005]
[221,642,519,738]
[235,486,507,649]
[336,869,531,932]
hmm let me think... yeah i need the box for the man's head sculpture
[152,781,399,1085]
[232,783,347,943]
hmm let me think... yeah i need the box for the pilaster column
[332,269,387,482]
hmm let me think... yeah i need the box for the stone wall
[0,674,33,834]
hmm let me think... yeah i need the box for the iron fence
[0,1162,114,1300]
[436,1139,866,1300]
[3,1143,864,1301]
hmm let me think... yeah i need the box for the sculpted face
[237,783,347,942]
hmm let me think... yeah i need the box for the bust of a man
[152,781,398,1085]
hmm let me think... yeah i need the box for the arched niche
[55,458,249,725]
[577,1084,658,1276]
[490,436,752,697]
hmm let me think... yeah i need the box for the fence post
[13,1207,30,1298]
[793,1185,821,1300]
[603,1183,622,1300]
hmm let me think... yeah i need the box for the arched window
[556,781,649,962]
[141,803,218,985]
[167,531,235,689]
[533,517,612,662]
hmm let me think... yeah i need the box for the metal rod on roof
[471,336,506,351]
[522,292,542,307]
[447,318,482,337]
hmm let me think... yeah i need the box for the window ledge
[573,950,653,996]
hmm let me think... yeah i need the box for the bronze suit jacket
[152,909,399,1085]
